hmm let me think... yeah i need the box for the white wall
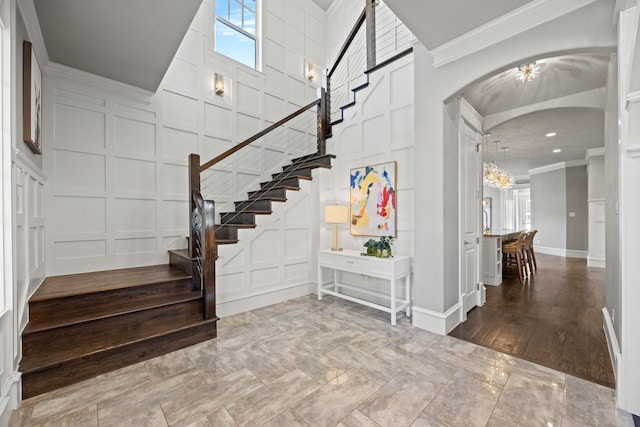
[412,0,616,333]
[587,152,605,268]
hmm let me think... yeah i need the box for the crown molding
[17,0,49,66]
[45,62,154,105]
[529,159,588,176]
[586,147,606,158]
[430,0,599,67]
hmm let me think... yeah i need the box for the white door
[460,120,483,317]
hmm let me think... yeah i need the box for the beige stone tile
[358,370,441,426]
[421,344,509,387]
[107,406,167,427]
[470,345,566,387]
[31,405,97,427]
[490,372,564,427]
[260,410,309,427]
[231,342,295,383]
[431,334,478,355]
[388,327,441,354]
[561,375,618,427]
[373,346,456,387]
[218,322,284,352]
[292,370,381,427]
[8,402,34,427]
[145,349,195,381]
[336,410,380,427]
[259,325,323,353]
[161,368,262,426]
[225,369,320,426]
[421,370,501,427]
[410,414,449,427]
[277,343,346,384]
[184,338,245,382]
[346,329,391,354]
[326,345,401,386]
[217,311,261,335]
[30,363,150,421]
[185,407,239,427]
[97,369,206,426]
[303,329,364,353]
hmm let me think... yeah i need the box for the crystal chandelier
[483,162,515,190]
[483,142,515,190]
[515,62,540,83]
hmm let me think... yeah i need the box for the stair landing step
[32,265,191,302]
[24,290,203,334]
[21,300,207,372]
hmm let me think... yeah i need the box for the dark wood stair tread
[20,300,208,372]
[31,265,191,301]
[24,290,203,334]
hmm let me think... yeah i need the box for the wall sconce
[214,73,225,95]
[324,205,348,251]
[306,62,316,81]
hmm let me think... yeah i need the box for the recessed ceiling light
[546,132,557,137]
[553,149,562,153]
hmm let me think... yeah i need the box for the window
[214,0,257,69]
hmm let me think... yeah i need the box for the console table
[317,249,411,326]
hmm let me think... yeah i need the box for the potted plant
[363,236,393,257]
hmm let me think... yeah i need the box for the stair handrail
[327,8,366,79]
[200,97,322,173]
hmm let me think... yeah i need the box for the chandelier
[483,162,515,190]
[515,62,540,83]
[483,142,515,190]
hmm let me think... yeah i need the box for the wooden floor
[449,253,615,388]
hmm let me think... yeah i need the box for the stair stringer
[214,176,317,317]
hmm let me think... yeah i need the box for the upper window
[214,0,257,69]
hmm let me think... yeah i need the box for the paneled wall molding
[585,147,606,158]
[0,370,21,426]
[626,145,640,157]
[13,149,46,181]
[45,62,154,104]
[602,307,620,384]
[626,90,640,108]
[430,0,599,67]
[17,0,49,66]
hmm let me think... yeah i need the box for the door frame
[458,98,485,322]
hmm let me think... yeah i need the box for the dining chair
[502,231,528,283]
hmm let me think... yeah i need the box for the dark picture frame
[23,41,42,154]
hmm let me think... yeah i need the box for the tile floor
[9,295,635,426]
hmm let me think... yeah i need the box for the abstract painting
[23,41,42,154]
[350,161,396,237]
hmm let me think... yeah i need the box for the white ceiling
[33,0,202,92]
[461,53,610,176]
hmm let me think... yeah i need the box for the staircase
[19,153,336,398]
[19,0,412,398]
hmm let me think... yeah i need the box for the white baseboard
[0,372,21,427]
[535,246,587,259]
[216,282,313,318]
[412,303,461,335]
[587,257,606,268]
[602,307,620,381]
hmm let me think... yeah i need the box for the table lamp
[324,205,348,251]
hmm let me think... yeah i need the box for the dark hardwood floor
[449,253,615,388]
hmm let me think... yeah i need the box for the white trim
[587,257,606,268]
[602,307,620,380]
[17,0,49,66]
[430,0,599,67]
[528,159,588,175]
[587,198,605,203]
[217,283,312,318]
[625,146,640,158]
[535,246,587,258]
[586,147,606,158]
[459,97,483,131]
[412,303,461,335]
[0,372,21,427]
[13,149,46,181]
[44,62,154,104]
[627,90,640,106]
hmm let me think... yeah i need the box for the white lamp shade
[324,205,348,224]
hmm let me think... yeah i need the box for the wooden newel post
[189,153,201,258]
[317,87,327,155]
[203,199,216,320]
